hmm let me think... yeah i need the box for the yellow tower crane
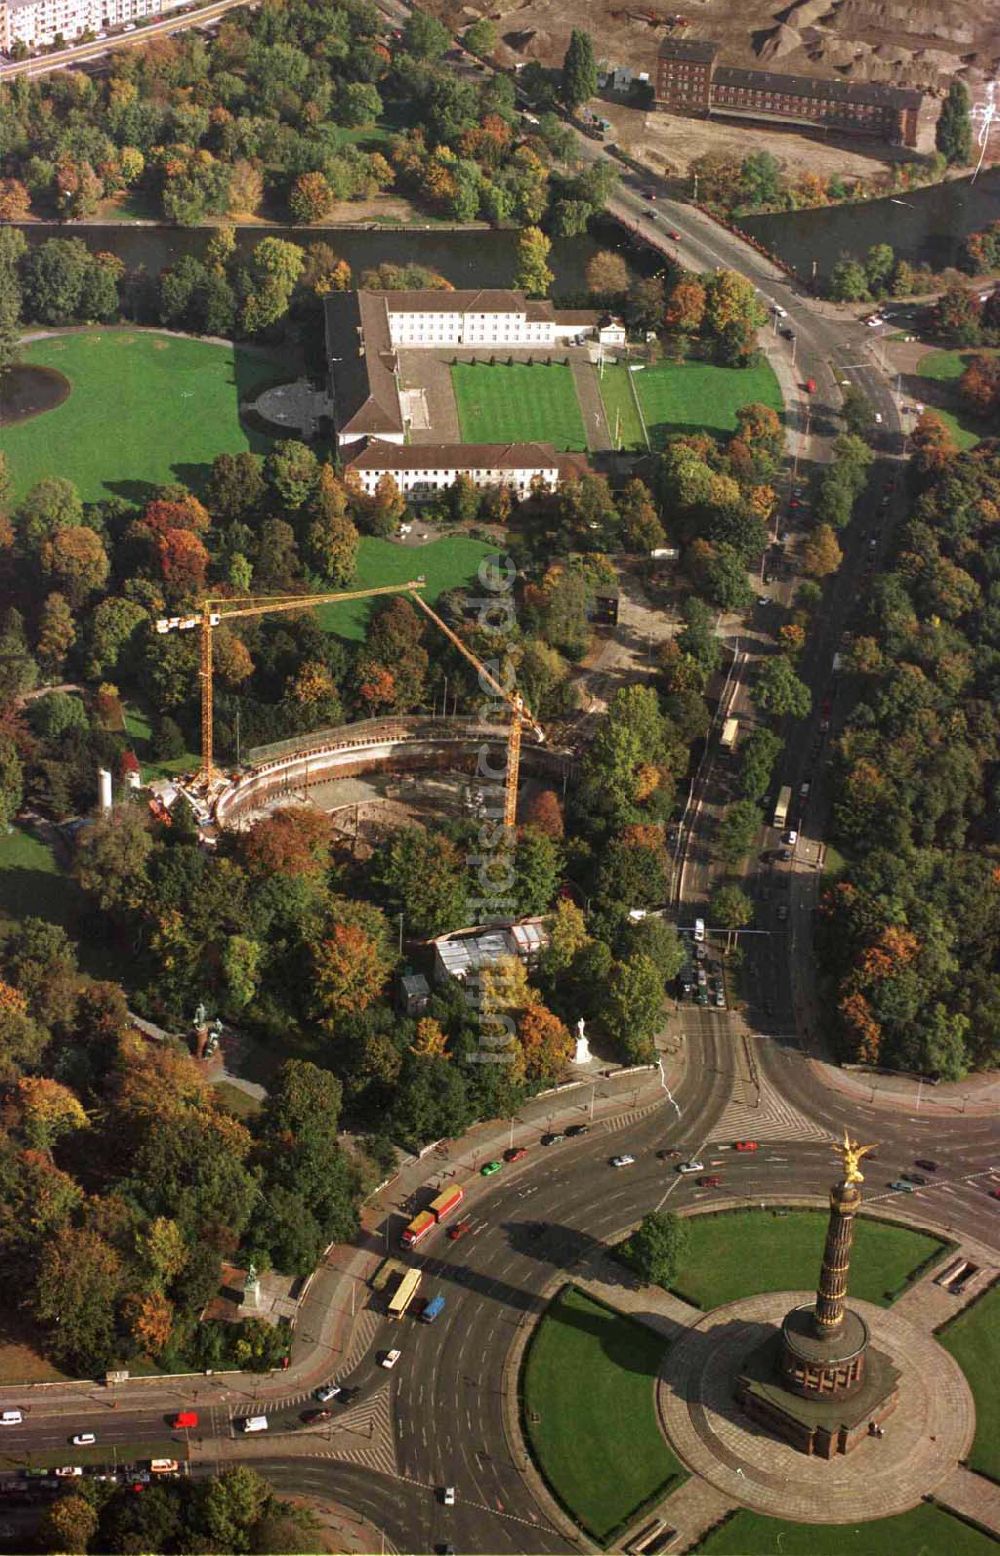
[406,591,544,830]
[156,583,544,826]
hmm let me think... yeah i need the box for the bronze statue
[837,1127,877,1185]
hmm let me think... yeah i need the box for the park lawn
[0,825,80,933]
[123,704,200,782]
[633,357,783,448]
[695,1503,999,1555]
[311,535,497,640]
[939,1282,1000,1481]
[670,1210,949,1311]
[5,331,286,505]
[451,361,588,451]
[916,348,996,451]
[597,363,648,451]
[522,1286,683,1544]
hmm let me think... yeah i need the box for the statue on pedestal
[243,1260,260,1309]
[573,1018,591,1066]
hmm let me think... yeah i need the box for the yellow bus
[387,1268,422,1320]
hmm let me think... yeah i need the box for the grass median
[669,1209,950,1311]
[695,1503,1000,1555]
[522,1285,683,1545]
[938,1281,1000,1482]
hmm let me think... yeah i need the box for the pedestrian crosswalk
[306,1383,398,1478]
[603,1100,664,1135]
[710,1077,837,1145]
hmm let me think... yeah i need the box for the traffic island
[520,1285,684,1547]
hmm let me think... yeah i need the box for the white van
[694,917,705,943]
[0,1411,23,1426]
[242,1415,268,1434]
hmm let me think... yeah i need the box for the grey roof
[401,973,431,997]
[376,288,538,315]
[346,439,561,473]
[658,37,719,63]
[324,292,403,437]
[713,63,923,111]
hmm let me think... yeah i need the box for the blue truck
[419,1293,446,1324]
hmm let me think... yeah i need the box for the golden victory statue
[837,1127,877,1185]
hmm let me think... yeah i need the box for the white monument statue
[243,1260,260,1310]
[573,1017,591,1066]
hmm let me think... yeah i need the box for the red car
[667,229,681,240]
[734,1141,759,1152]
[447,1218,472,1242]
[173,1411,199,1430]
[699,1175,722,1187]
[503,1146,527,1163]
[990,1188,1000,1201]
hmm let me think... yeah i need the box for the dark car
[902,1172,928,1186]
[541,1132,565,1146]
[914,1159,938,1172]
[780,327,795,340]
[565,1124,589,1137]
[301,1409,331,1424]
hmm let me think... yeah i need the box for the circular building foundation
[657,1291,975,1523]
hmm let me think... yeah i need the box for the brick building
[654,37,922,148]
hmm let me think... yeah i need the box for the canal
[737,166,1000,286]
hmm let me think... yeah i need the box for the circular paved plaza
[657,1292,975,1522]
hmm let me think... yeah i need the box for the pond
[736,166,1000,286]
[0,363,71,426]
[14,215,663,300]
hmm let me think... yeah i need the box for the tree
[73,805,152,918]
[525,788,564,838]
[514,226,553,297]
[403,7,450,59]
[626,275,665,334]
[801,523,843,578]
[561,29,597,111]
[828,255,871,303]
[841,383,876,438]
[157,527,209,604]
[0,734,23,832]
[33,1226,123,1372]
[16,476,83,553]
[464,17,497,55]
[738,150,783,208]
[289,171,335,224]
[620,1209,688,1286]
[85,596,147,679]
[40,525,109,606]
[313,921,393,1020]
[372,827,467,938]
[600,953,662,1062]
[513,826,561,915]
[518,1001,572,1082]
[202,1466,273,1554]
[702,270,766,363]
[240,808,335,880]
[207,452,266,520]
[237,238,305,335]
[0,178,30,222]
[717,799,762,866]
[711,884,754,930]
[937,80,973,166]
[38,1494,98,1554]
[665,277,706,334]
[267,440,319,510]
[753,656,811,720]
[35,592,76,677]
[739,727,783,800]
[585,250,628,298]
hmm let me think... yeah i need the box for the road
[0,0,253,79]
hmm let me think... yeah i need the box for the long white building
[325,288,604,449]
[1,0,183,51]
[344,438,587,502]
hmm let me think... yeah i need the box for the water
[14,216,654,299]
[736,166,1000,285]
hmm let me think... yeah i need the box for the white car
[442,1486,456,1506]
[785,830,798,846]
[611,1154,635,1168]
[865,314,884,327]
[799,781,811,799]
[314,1384,342,1404]
[677,1160,704,1174]
[381,1349,402,1370]
[694,917,705,943]
[55,1467,83,1477]
[0,1412,23,1427]
[771,304,787,318]
[71,1433,95,1446]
